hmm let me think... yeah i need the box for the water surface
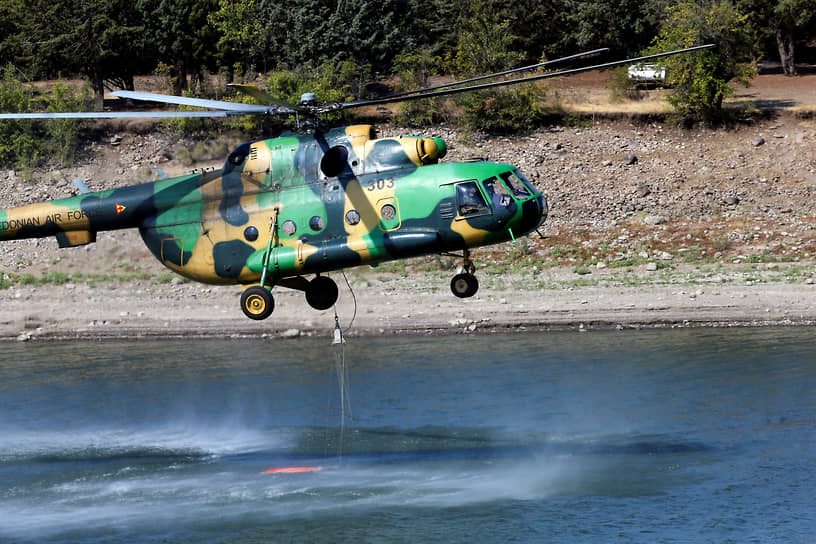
[1,328,814,542]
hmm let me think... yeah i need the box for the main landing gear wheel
[450,273,479,298]
[305,276,339,310]
[241,286,275,320]
[450,247,479,298]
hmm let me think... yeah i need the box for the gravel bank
[2,102,816,340]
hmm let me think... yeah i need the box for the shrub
[0,66,92,168]
[393,49,442,128]
[459,85,546,133]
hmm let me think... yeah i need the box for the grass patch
[608,257,642,268]
[155,274,179,284]
[2,270,171,287]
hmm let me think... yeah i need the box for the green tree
[138,0,219,95]
[211,0,416,77]
[454,2,524,77]
[739,0,816,75]
[263,60,366,120]
[328,0,415,73]
[1,0,150,106]
[0,67,91,167]
[0,1,27,69]
[410,0,469,63]
[210,0,269,76]
[454,0,545,133]
[393,48,440,127]
[570,0,670,57]
[772,0,816,74]
[650,0,756,123]
[0,66,40,167]
[476,0,671,64]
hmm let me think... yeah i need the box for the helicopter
[0,45,712,320]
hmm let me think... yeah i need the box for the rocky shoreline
[2,105,816,340]
[3,273,816,342]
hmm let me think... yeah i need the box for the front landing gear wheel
[241,286,275,320]
[305,276,339,310]
[451,273,479,298]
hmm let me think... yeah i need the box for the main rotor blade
[226,84,300,110]
[384,47,610,100]
[0,110,245,119]
[0,90,283,119]
[110,90,279,113]
[341,44,715,110]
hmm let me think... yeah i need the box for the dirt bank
[2,74,816,340]
[2,247,815,341]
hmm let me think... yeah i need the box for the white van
[627,63,667,84]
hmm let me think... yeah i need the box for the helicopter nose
[518,194,548,235]
[537,195,549,227]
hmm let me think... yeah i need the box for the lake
[1,328,814,543]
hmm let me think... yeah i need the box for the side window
[455,181,490,216]
[500,171,531,198]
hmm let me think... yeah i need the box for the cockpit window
[455,181,490,216]
[482,176,513,208]
[500,170,532,198]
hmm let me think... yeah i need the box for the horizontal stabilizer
[72,179,91,194]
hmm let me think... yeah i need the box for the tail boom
[0,200,99,247]
[1,173,205,248]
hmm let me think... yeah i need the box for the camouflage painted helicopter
[0,46,711,320]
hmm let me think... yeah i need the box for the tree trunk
[93,75,105,111]
[171,63,189,96]
[776,29,797,76]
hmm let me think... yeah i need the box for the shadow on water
[4,423,712,469]
[239,426,713,466]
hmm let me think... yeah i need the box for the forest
[0,0,815,167]
[1,0,814,99]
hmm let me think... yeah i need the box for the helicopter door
[160,237,185,267]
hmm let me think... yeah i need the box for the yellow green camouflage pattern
[1,125,547,318]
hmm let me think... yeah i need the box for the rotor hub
[299,93,317,106]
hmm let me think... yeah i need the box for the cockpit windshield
[482,176,513,208]
[455,170,539,217]
[499,170,532,198]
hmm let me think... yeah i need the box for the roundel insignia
[115,203,127,215]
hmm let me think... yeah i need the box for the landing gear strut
[241,210,279,320]
[449,248,479,298]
